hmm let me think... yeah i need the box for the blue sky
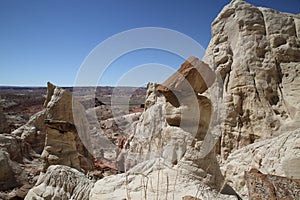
[0,0,299,87]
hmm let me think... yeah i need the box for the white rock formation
[91,159,237,200]
[13,82,94,172]
[203,0,300,160]
[25,165,94,200]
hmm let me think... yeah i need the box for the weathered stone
[90,159,238,200]
[15,184,33,199]
[182,196,202,200]
[156,56,216,107]
[122,59,237,197]
[41,120,94,172]
[25,165,94,200]
[0,134,24,162]
[0,105,9,133]
[165,94,212,141]
[12,110,46,153]
[157,56,216,95]
[203,0,300,160]
[222,128,300,198]
[13,82,95,172]
[245,169,300,200]
[0,150,19,191]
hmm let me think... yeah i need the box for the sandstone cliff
[203,0,300,160]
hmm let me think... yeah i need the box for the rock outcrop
[0,134,34,191]
[203,0,300,160]
[222,128,300,198]
[25,165,94,200]
[9,82,94,188]
[41,119,94,172]
[0,150,19,191]
[245,169,300,200]
[126,57,217,166]
[41,82,94,172]
[12,110,46,154]
[90,159,237,200]
[0,105,9,133]
[115,56,239,198]
[0,82,97,198]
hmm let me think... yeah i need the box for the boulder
[245,169,300,200]
[156,56,216,107]
[222,128,300,198]
[0,150,19,191]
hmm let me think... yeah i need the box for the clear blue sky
[0,0,299,87]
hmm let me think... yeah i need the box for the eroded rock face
[203,0,300,160]
[222,128,300,198]
[0,150,19,191]
[125,80,208,169]
[245,169,300,200]
[41,120,94,172]
[40,83,94,172]
[91,159,237,200]
[124,83,173,168]
[0,134,24,162]
[120,57,237,196]
[12,110,46,153]
[12,82,94,173]
[126,57,216,167]
[25,165,94,200]
[0,134,36,192]
[156,56,216,107]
